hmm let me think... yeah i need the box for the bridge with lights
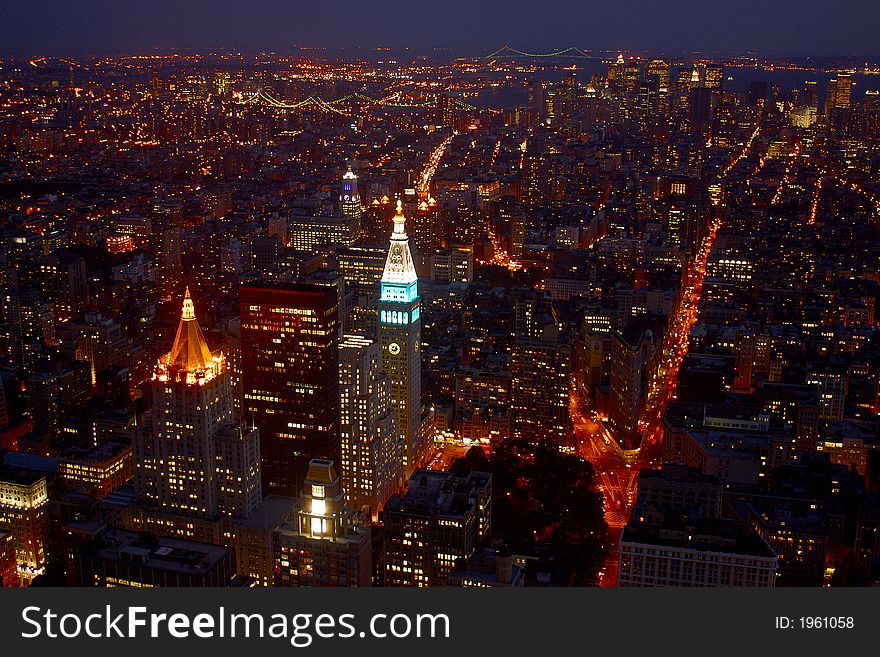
[484,45,601,61]
[237,89,476,115]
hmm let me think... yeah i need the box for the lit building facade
[0,529,17,587]
[0,467,48,585]
[135,289,262,519]
[340,164,363,222]
[274,459,372,587]
[383,469,491,587]
[58,442,132,498]
[379,201,424,476]
[240,282,340,496]
[339,335,404,520]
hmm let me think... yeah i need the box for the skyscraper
[704,63,725,102]
[340,164,363,223]
[437,93,456,129]
[509,295,571,446]
[338,334,404,519]
[240,282,340,496]
[829,72,853,111]
[152,224,182,302]
[135,289,262,519]
[378,201,423,476]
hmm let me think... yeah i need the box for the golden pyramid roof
[157,288,221,383]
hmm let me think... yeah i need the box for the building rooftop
[94,530,231,574]
[622,511,776,558]
[385,469,491,517]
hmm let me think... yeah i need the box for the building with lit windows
[37,249,88,322]
[65,312,132,387]
[58,442,132,498]
[437,93,456,128]
[337,245,386,335]
[706,254,754,284]
[240,282,340,496]
[805,365,847,421]
[743,500,827,586]
[287,214,359,254]
[0,529,17,586]
[453,369,510,443]
[430,244,473,285]
[134,289,262,519]
[704,63,724,101]
[340,164,363,222]
[0,466,49,585]
[449,546,523,587]
[383,469,491,587]
[618,511,777,587]
[152,224,182,301]
[379,201,424,476]
[510,296,571,446]
[339,335,404,520]
[274,458,371,587]
[826,72,852,112]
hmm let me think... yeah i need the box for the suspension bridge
[484,45,601,61]
[237,89,476,115]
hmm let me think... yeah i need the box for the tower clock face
[388,342,401,355]
[343,194,350,201]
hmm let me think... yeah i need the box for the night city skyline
[1,0,880,596]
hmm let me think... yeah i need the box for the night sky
[0,0,878,57]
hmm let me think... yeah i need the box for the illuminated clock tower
[379,200,422,476]
[340,164,363,222]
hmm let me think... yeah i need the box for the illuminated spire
[159,288,219,379]
[181,286,196,320]
[392,199,407,239]
[343,164,357,180]
[382,199,417,286]
[616,53,625,65]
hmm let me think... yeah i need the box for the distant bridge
[238,89,476,114]
[484,45,600,61]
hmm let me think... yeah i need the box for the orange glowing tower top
[155,287,226,386]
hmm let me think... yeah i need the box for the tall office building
[437,93,456,128]
[152,225,182,301]
[37,250,89,322]
[339,335,404,519]
[430,243,474,285]
[135,289,262,519]
[704,63,725,101]
[274,458,372,587]
[827,72,852,112]
[378,201,423,476]
[337,245,386,335]
[240,282,340,496]
[607,53,626,93]
[509,296,572,446]
[340,164,363,223]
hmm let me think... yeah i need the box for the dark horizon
[1,0,880,58]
